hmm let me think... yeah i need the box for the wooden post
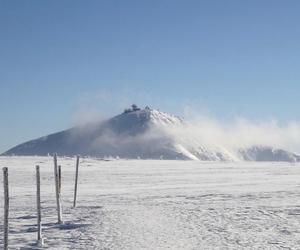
[73,155,80,208]
[58,165,62,194]
[35,165,43,245]
[53,154,62,223]
[3,167,9,250]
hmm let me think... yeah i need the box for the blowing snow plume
[3,105,300,162]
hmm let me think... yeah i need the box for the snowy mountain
[2,105,300,162]
[2,105,187,159]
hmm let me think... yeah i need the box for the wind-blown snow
[1,156,300,249]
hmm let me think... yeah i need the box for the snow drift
[3,105,300,162]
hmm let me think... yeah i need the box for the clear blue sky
[1,0,300,152]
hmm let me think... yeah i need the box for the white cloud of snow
[166,107,300,154]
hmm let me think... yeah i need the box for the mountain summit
[3,105,300,162]
[3,105,187,159]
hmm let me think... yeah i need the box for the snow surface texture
[3,106,300,162]
[1,156,300,249]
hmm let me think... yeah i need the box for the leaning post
[53,154,62,223]
[73,155,80,208]
[3,167,9,250]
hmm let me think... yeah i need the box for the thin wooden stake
[73,155,80,208]
[35,165,43,245]
[3,167,9,250]
[58,165,62,194]
[53,154,62,223]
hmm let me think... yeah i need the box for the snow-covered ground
[1,157,300,249]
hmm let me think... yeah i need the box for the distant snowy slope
[3,105,300,162]
[239,145,300,162]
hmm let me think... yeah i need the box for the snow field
[0,157,300,249]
